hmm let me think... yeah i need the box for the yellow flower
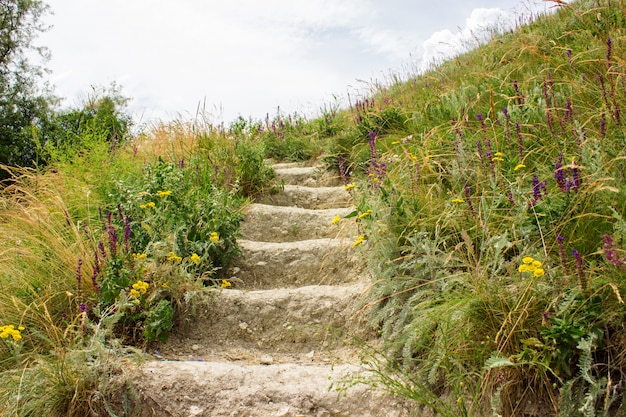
[353,235,366,247]
[331,215,341,225]
[533,268,545,277]
[494,152,503,157]
[129,289,140,298]
[131,253,147,261]
[190,253,201,264]
[157,190,172,197]
[391,141,400,145]
[451,199,465,204]
[132,280,149,294]
[514,164,526,171]
[358,209,372,219]
[159,282,169,289]
[492,157,504,162]
[167,252,182,262]
[221,279,232,288]
[344,183,356,191]
[518,264,528,273]
[407,152,418,162]
[209,232,220,243]
[532,260,542,268]
[0,324,23,341]
[140,202,155,209]
[522,256,534,264]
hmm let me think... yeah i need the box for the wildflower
[522,256,534,264]
[492,156,504,162]
[344,183,356,191]
[331,215,341,225]
[358,209,372,219]
[140,202,155,209]
[221,279,232,288]
[518,264,528,273]
[0,325,24,341]
[557,234,567,266]
[129,289,141,298]
[168,252,182,262]
[533,268,545,277]
[209,232,220,243]
[190,253,201,265]
[353,235,366,247]
[157,190,172,197]
[131,253,147,260]
[602,234,626,269]
[514,164,526,171]
[132,280,149,294]
[338,156,348,185]
[494,152,503,157]
[391,141,400,145]
[451,199,465,204]
[532,260,542,268]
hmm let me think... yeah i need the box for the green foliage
[143,299,174,342]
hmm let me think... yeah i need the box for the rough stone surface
[130,159,415,417]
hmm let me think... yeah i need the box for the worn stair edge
[228,238,364,289]
[260,184,353,209]
[274,166,343,187]
[132,361,412,417]
[156,283,374,360]
[241,204,357,242]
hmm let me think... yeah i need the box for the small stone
[239,322,249,331]
[260,355,274,365]
[191,344,200,351]
[305,350,315,358]
[256,261,268,266]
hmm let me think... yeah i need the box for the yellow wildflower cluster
[140,202,155,209]
[514,164,526,171]
[190,253,201,264]
[157,190,172,197]
[221,279,232,288]
[451,198,465,204]
[353,235,366,247]
[167,252,182,262]
[331,215,341,225]
[131,253,147,261]
[209,232,220,243]
[344,183,355,191]
[0,324,24,341]
[358,209,372,219]
[129,280,149,298]
[518,256,545,277]
[492,152,504,162]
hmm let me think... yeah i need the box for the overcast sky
[37,0,558,125]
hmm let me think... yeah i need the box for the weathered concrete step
[241,204,357,242]
[275,166,342,187]
[157,283,372,360]
[133,360,412,417]
[228,238,362,289]
[260,184,352,209]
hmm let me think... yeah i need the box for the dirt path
[130,160,413,417]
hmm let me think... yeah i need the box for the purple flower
[338,155,347,185]
[557,234,567,266]
[607,37,612,63]
[91,265,100,295]
[567,49,573,68]
[515,122,524,160]
[79,303,89,313]
[98,241,107,259]
[602,234,626,269]
[572,249,586,290]
[554,153,566,192]
[76,259,83,293]
[464,185,476,216]
[528,175,547,208]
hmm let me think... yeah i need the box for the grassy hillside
[1,0,626,415]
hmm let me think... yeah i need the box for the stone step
[133,360,411,417]
[275,166,342,187]
[241,204,357,242]
[228,238,362,289]
[156,283,372,361]
[260,185,352,209]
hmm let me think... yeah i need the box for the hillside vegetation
[1,0,626,416]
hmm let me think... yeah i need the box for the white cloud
[420,7,513,72]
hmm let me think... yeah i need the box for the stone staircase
[131,160,412,417]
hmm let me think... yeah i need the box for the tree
[0,0,52,172]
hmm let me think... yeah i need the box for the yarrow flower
[0,324,25,341]
[157,190,172,197]
[331,215,341,225]
[167,252,183,262]
[209,232,220,243]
